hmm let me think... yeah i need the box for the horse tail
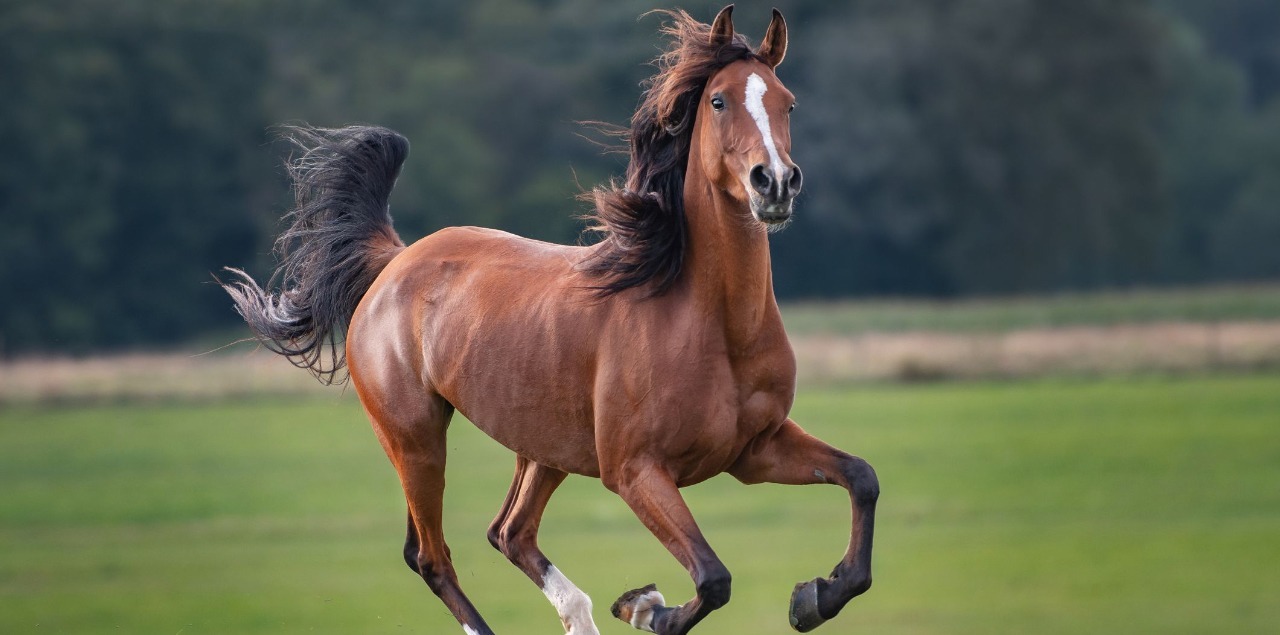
[220,125,410,385]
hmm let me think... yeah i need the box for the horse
[221,6,877,635]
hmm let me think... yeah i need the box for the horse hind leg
[488,456,600,635]
[728,419,879,632]
[363,390,495,635]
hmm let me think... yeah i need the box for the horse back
[351,226,796,481]
[351,226,610,474]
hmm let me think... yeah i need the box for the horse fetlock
[611,583,666,632]
[696,569,732,610]
[848,572,872,597]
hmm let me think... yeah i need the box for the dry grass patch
[4,321,1280,404]
[0,347,331,406]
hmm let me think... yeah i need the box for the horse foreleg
[487,457,600,635]
[729,419,879,632]
[609,463,731,635]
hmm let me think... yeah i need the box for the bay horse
[222,6,877,635]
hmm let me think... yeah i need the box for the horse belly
[424,305,603,477]
[462,391,601,478]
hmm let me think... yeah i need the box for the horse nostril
[787,165,803,196]
[749,164,772,197]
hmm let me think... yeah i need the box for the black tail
[221,125,409,385]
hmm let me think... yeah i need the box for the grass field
[781,284,1280,335]
[2,375,1278,634]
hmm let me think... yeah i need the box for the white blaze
[744,73,786,186]
[541,565,600,635]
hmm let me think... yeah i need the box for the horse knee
[842,457,880,506]
[697,565,732,610]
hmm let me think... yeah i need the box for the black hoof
[789,578,827,632]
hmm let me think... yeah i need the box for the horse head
[696,7,802,227]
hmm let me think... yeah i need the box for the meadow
[2,374,1277,634]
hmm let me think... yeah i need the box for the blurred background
[1,1,1277,634]
[2,0,1280,355]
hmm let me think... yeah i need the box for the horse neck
[679,146,782,348]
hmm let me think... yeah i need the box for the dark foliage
[1,1,1277,354]
[0,27,270,354]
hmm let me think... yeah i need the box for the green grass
[781,283,1280,335]
[2,375,1278,634]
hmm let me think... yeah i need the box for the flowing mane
[582,9,763,296]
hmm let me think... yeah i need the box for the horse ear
[757,8,788,68]
[709,5,735,46]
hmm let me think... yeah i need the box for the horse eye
[789,103,796,114]
[710,96,725,111]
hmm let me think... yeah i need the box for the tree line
[1,0,1277,354]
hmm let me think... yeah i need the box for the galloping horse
[222,6,877,635]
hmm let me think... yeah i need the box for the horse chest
[652,365,790,485]
[731,338,796,418]
[737,386,789,431]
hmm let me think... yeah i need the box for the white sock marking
[744,73,786,186]
[462,626,482,635]
[541,565,600,635]
[628,589,666,633]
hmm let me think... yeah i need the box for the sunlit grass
[2,375,1278,634]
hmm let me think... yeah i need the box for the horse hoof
[789,578,827,632]
[612,583,666,632]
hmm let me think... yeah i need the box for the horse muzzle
[747,162,802,226]
[751,199,794,225]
